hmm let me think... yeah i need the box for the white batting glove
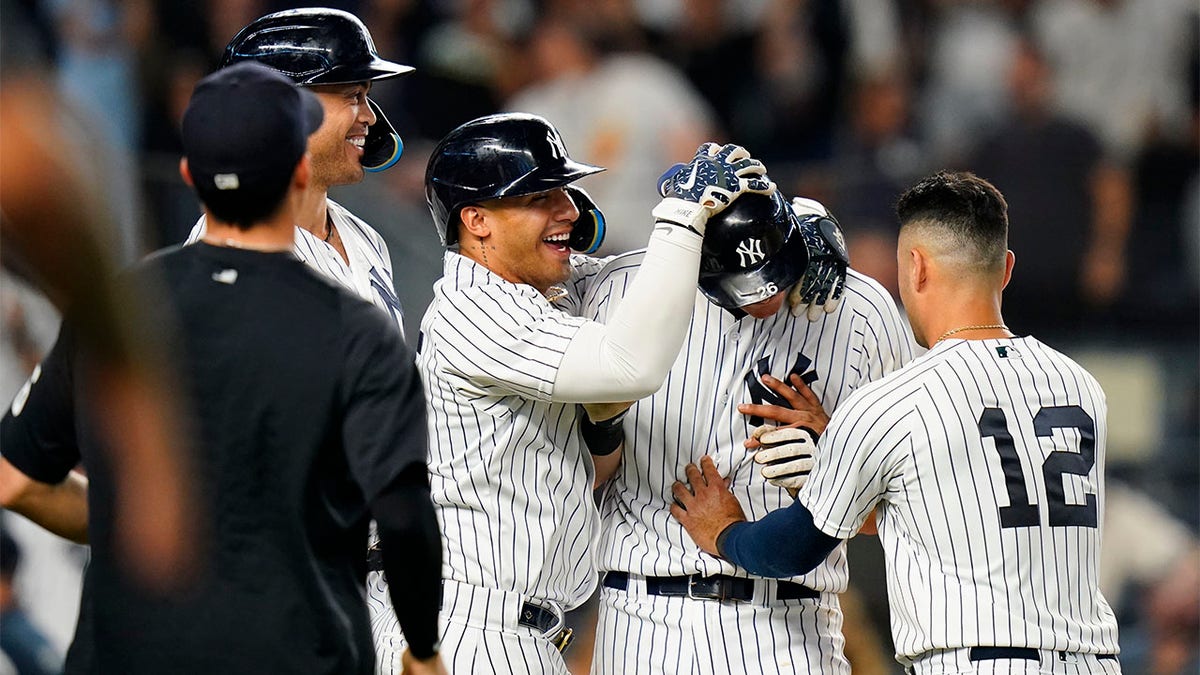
[652,143,776,235]
[786,197,849,321]
[749,425,817,493]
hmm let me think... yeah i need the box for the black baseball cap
[182,61,324,224]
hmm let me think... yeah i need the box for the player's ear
[908,247,927,292]
[179,158,194,187]
[291,153,311,192]
[459,205,491,240]
[1001,250,1015,290]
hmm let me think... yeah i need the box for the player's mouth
[543,232,570,255]
[347,135,365,156]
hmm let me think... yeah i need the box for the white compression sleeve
[553,224,702,403]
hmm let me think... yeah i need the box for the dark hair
[192,170,293,230]
[895,170,1008,266]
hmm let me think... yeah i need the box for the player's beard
[309,130,365,189]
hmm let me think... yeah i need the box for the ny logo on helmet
[544,130,564,160]
[736,238,766,267]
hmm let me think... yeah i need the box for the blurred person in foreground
[0,63,444,675]
[0,0,190,593]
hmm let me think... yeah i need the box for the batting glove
[652,143,776,235]
[749,424,817,494]
[786,197,849,321]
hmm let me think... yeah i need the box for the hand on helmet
[652,143,776,236]
[786,197,849,321]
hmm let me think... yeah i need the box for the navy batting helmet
[425,113,605,247]
[699,191,815,309]
[221,8,413,84]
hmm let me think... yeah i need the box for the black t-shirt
[1,243,427,674]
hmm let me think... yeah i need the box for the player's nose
[555,189,580,222]
[361,99,377,126]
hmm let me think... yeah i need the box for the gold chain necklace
[935,324,1008,344]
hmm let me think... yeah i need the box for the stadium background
[1,1,1196,673]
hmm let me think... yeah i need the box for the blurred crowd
[2,0,1197,673]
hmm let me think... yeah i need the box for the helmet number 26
[756,282,779,300]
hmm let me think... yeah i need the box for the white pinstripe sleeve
[428,283,588,401]
[799,373,917,539]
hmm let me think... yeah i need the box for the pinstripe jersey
[417,251,611,609]
[185,199,405,335]
[800,337,1120,657]
[582,254,914,591]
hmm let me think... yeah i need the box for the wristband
[714,520,746,561]
[579,408,627,456]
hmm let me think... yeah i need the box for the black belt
[517,601,558,632]
[519,603,574,653]
[602,571,819,602]
[968,647,1118,662]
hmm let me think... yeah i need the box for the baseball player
[367,112,776,674]
[184,8,409,333]
[672,171,1122,674]
[580,189,915,674]
[0,63,444,674]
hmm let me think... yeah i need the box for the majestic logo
[736,238,766,267]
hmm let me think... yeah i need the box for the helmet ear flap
[362,98,402,172]
[564,185,605,254]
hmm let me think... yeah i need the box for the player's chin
[537,257,572,286]
[742,293,785,319]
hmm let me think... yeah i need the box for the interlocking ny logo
[736,238,765,267]
[743,353,818,427]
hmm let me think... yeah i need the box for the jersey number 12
[978,405,1098,529]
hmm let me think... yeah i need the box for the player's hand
[670,456,747,558]
[401,648,449,675]
[748,425,817,496]
[738,373,830,444]
[652,143,776,235]
[786,197,849,320]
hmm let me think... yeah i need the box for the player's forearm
[0,460,89,543]
[371,468,443,660]
[716,500,839,578]
[553,226,702,402]
[593,446,623,488]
